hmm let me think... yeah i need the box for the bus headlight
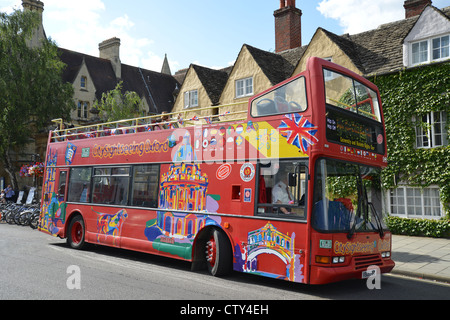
[381,251,391,258]
[332,256,345,264]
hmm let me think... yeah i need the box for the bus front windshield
[312,159,387,237]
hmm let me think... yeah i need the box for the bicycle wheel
[6,211,15,224]
[19,210,31,226]
[29,213,40,230]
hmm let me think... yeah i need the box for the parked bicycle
[0,186,40,229]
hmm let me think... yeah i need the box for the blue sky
[1,0,449,73]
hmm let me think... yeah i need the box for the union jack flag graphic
[278,113,319,153]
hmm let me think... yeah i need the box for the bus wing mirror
[288,173,297,187]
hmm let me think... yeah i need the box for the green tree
[93,81,143,122]
[0,9,74,189]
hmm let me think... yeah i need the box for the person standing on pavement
[4,185,15,203]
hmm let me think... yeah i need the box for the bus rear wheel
[67,215,86,250]
[205,229,232,277]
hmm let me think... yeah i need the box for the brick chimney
[99,37,122,79]
[274,0,302,53]
[404,0,432,19]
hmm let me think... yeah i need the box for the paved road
[1,224,449,304]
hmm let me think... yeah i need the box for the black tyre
[6,211,15,224]
[29,213,40,230]
[67,215,86,250]
[18,211,30,226]
[205,229,232,277]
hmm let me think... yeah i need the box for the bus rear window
[324,69,381,122]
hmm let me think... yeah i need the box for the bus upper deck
[49,57,387,168]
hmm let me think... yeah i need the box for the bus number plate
[362,268,377,279]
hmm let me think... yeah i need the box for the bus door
[42,168,68,235]
[57,170,68,203]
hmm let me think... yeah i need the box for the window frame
[389,186,442,219]
[67,165,163,209]
[130,164,160,208]
[255,160,308,221]
[68,167,93,203]
[235,77,254,98]
[415,111,448,149]
[250,75,308,118]
[77,101,89,120]
[80,76,87,89]
[92,166,131,206]
[184,90,198,109]
[410,34,450,66]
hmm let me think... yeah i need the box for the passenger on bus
[272,168,294,214]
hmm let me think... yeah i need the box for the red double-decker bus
[39,57,394,285]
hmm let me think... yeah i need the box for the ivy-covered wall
[370,61,450,217]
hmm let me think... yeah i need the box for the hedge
[386,216,450,238]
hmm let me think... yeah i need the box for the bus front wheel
[205,229,232,277]
[67,215,86,250]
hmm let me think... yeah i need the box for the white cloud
[0,0,22,13]
[111,14,134,29]
[317,0,404,35]
[0,0,166,72]
[142,52,180,74]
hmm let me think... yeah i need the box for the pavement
[391,235,450,283]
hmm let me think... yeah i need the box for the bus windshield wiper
[347,211,358,239]
[348,167,368,240]
[369,202,384,238]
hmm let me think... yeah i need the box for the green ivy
[370,61,450,217]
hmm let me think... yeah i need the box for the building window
[236,77,253,98]
[390,186,442,219]
[411,34,450,65]
[80,76,87,89]
[184,90,198,108]
[415,111,448,148]
[412,40,428,65]
[432,35,450,60]
[77,101,89,119]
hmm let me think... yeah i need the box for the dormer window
[410,34,449,66]
[81,76,87,89]
[184,90,198,108]
[432,35,449,60]
[235,77,253,98]
[411,40,428,64]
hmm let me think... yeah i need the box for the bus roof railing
[50,101,248,143]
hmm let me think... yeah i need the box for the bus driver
[272,167,294,214]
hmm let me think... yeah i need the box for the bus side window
[256,162,307,220]
[68,167,92,203]
[131,164,160,208]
